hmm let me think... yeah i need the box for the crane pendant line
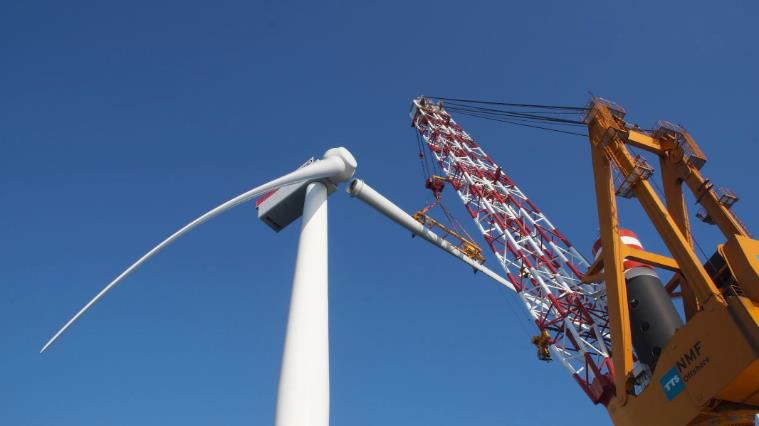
[411,97,616,404]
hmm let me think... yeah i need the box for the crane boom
[410,97,616,404]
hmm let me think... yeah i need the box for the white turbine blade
[347,178,516,292]
[41,156,349,353]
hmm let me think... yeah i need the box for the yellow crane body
[584,98,759,425]
[606,294,759,425]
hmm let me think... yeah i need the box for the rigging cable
[427,96,589,111]
[442,102,587,126]
[445,109,589,137]
[421,96,590,137]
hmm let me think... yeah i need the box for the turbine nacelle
[257,148,357,232]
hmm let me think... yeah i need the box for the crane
[410,96,759,425]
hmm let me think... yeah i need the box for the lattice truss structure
[411,97,615,402]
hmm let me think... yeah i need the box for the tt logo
[660,366,686,400]
[663,374,681,392]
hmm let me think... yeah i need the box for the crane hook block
[531,330,552,362]
[425,176,447,199]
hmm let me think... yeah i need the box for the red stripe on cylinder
[591,229,654,272]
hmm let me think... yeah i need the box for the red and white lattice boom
[411,97,616,404]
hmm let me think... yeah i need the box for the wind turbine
[41,147,514,426]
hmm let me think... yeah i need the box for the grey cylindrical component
[625,267,683,370]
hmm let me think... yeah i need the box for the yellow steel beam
[622,246,679,271]
[582,247,680,281]
[660,155,699,318]
[660,156,693,244]
[590,141,633,404]
[582,272,604,284]
[584,255,603,279]
[675,160,749,238]
[664,273,682,294]
[626,130,663,154]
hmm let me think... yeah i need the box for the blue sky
[2,1,757,425]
